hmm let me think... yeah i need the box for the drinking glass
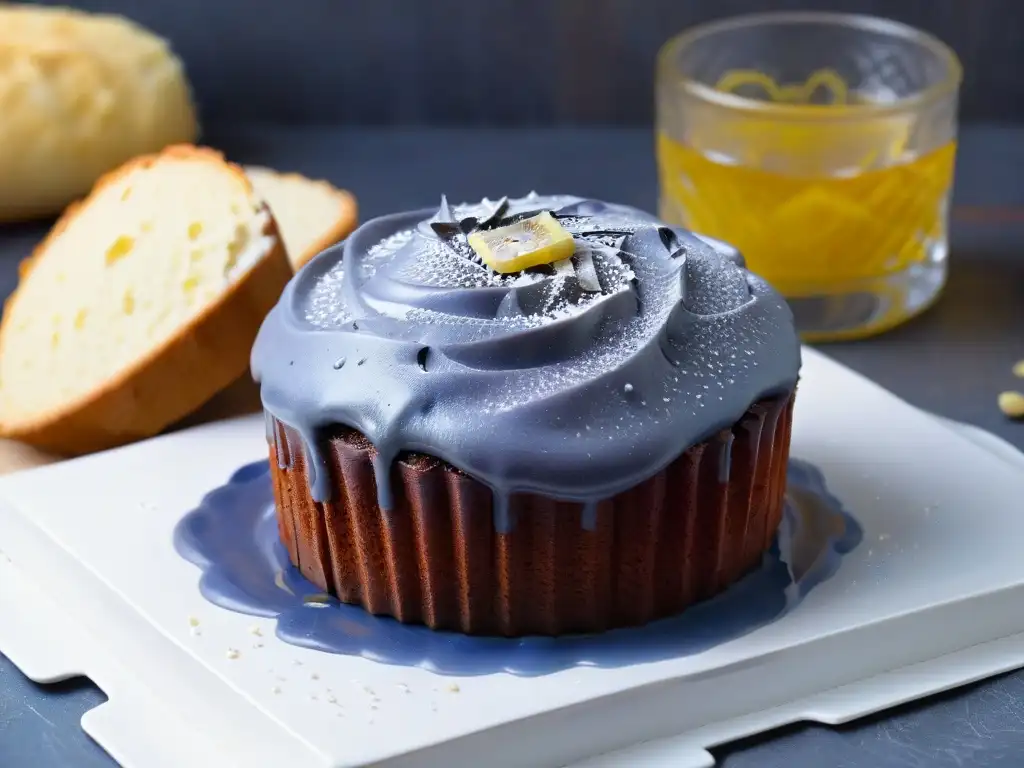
[656,12,961,340]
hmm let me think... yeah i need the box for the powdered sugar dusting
[682,249,751,315]
[303,261,352,328]
[301,195,762,412]
[394,240,498,289]
[361,229,414,279]
[302,196,640,332]
[253,193,800,507]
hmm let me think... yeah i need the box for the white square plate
[2,347,1024,768]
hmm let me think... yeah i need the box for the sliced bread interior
[245,166,357,270]
[0,145,292,455]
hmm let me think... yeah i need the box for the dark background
[6,2,1024,768]
[22,0,1020,125]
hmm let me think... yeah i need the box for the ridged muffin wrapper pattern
[268,392,794,637]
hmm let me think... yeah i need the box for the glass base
[783,242,947,342]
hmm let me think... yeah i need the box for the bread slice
[245,166,357,270]
[0,145,292,455]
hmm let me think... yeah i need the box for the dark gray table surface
[2,124,1024,767]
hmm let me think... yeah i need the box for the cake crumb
[271,686,282,694]
[190,627,202,637]
[362,685,376,696]
[249,626,263,637]
[447,683,461,693]
[327,694,338,704]
[998,391,1024,419]
[226,649,240,660]
[253,642,264,649]
[1013,360,1024,378]
[396,683,411,694]
[311,673,320,681]
[188,616,200,627]
[292,659,303,666]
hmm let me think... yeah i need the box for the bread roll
[0,5,198,221]
[0,145,292,455]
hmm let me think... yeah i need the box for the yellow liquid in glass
[656,70,956,300]
[657,135,956,293]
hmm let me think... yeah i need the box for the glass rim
[657,11,963,120]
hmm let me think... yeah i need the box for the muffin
[252,194,800,637]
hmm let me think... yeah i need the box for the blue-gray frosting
[250,194,801,514]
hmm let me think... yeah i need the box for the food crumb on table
[998,390,1024,419]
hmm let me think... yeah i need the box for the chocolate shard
[429,195,461,238]
[552,213,637,240]
[572,244,603,292]
[528,262,558,277]
[658,226,681,252]
[477,196,510,230]
[552,258,575,277]
[553,200,608,217]
[437,194,456,224]
[430,221,462,238]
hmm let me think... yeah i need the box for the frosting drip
[251,194,801,512]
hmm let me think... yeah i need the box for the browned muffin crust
[268,393,794,637]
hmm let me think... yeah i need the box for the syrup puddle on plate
[174,459,861,676]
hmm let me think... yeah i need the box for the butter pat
[468,212,575,274]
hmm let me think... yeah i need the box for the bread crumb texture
[0,145,292,453]
[0,5,197,220]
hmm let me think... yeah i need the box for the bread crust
[0,145,293,455]
[246,166,358,270]
[294,181,357,270]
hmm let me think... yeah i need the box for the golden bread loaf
[0,5,198,221]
